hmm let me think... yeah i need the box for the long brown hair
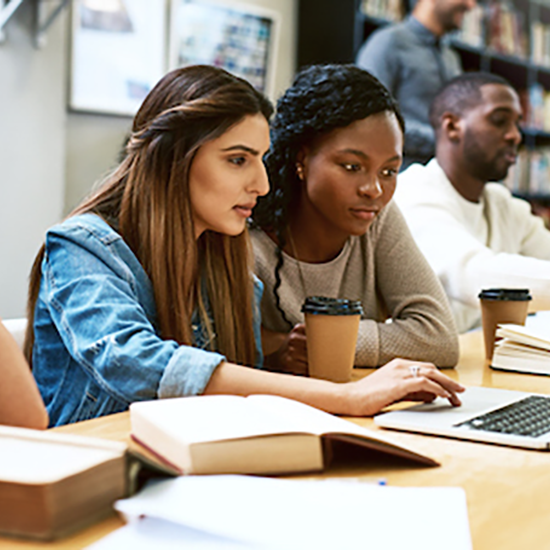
[25,65,273,367]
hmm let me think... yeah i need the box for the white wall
[0,0,296,318]
[64,113,131,214]
[0,2,67,318]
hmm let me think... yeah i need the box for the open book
[492,314,550,375]
[130,395,438,475]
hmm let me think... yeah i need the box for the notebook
[375,386,550,450]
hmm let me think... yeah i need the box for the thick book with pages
[129,394,438,475]
[0,426,174,541]
[0,426,128,541]
[492,320,550,375]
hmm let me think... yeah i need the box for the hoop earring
[296,163,304,181]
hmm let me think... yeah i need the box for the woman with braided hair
[251,64,459,375]
[26,65,462,426]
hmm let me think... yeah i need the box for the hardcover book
[130,394,438,475]
[0,426,128,541]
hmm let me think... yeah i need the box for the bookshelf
[297,0,550,216]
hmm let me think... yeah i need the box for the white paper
[131,393,407,447]
[95,475,472,550]
[86,516,256,549]
[248,394,409,445]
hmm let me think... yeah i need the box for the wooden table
[5,330,550,550]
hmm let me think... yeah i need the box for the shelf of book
[521,127,550,140]
[505,146,550,194]
[505,145,550,227]
[359,12,393,28]
[297,0,550,215]
[360,0,405,23]
[513,192,550,202]
[450,40,525,65]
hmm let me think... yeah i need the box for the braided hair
[251,64,404,328]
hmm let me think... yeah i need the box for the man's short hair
[429,72,512,131]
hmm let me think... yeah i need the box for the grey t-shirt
[356,16,462,168]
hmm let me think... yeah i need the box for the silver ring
[409,365,420,377]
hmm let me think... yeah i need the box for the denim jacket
[32,214,264,427]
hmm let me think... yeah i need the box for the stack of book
[486,0,527,59]
[361,0,404,22]
[454,3,485,48]
[522,83,550,132]
[531,20,550,67]
[504,146,550,199]
[492,314,550,375]
[503,148,530,195]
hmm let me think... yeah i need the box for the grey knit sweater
[251,201,459,368]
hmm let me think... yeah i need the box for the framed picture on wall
[70,0,167,116]
[169,0,279,97]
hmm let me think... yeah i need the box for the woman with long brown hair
[26,65,462,427]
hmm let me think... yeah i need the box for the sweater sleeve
[405,187,550,315]
[458,201,550,312]
[355,202,459,368]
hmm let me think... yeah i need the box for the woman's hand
[262,324,308,375]
[341,359,465,417]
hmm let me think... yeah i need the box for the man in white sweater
[394,72,550,333]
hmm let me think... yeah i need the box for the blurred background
[1,0,547,318]
[0,0,296,318]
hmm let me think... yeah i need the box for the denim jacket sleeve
[41,216,227,404]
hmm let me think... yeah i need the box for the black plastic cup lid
[478,288,532,301]
[301,296,364,316]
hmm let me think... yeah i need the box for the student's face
[433,0,477,33]
[459,84,522,183]
[298,112,403,238]
[189,114,270,239]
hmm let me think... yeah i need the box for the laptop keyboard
[456,396,550,438]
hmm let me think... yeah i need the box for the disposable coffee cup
[302,296,363,383]
[478,288,531,361]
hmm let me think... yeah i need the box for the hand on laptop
[343,359,465,416]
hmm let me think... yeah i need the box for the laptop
[375,386,550,450]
